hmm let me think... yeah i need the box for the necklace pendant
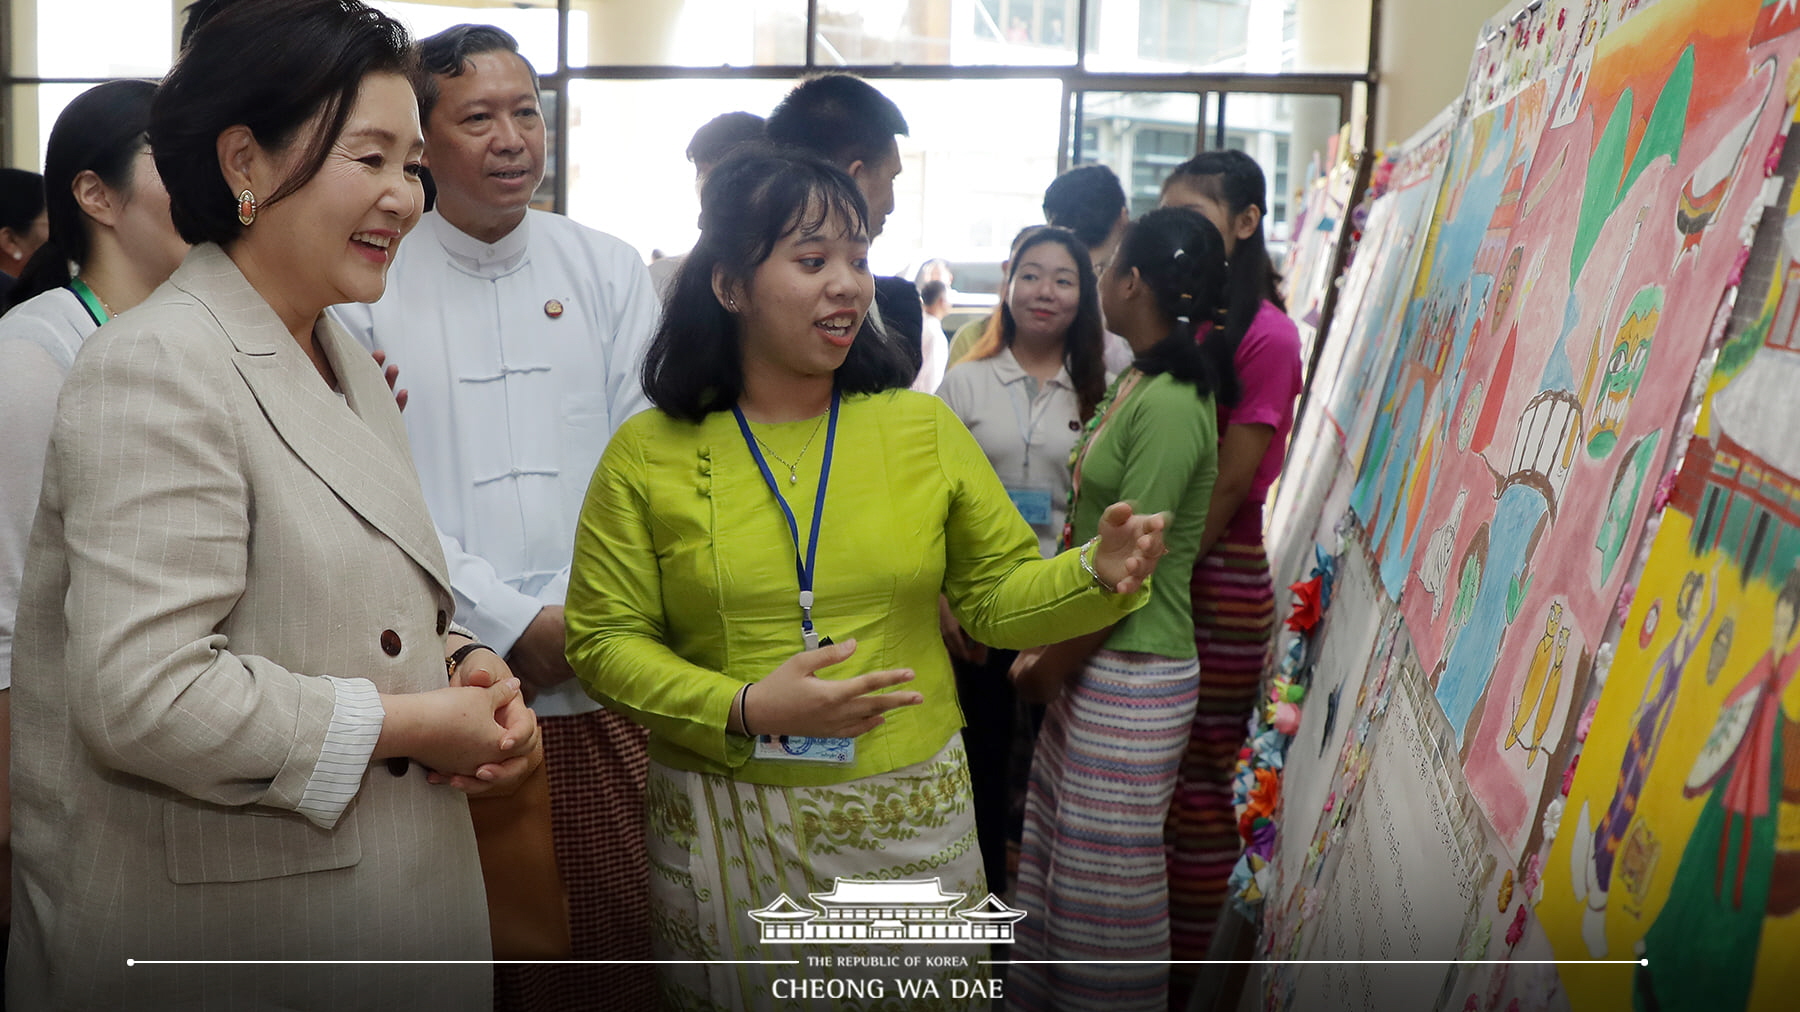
[788,469,798,484]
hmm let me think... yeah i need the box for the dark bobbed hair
[0,168,45,233]
[414,24,538,127]
[1042,164,1127,250]
[1164,149,1286,319]
[969,227,1107,422]
[8,81,157,312]
[643,148,898,423]
[766,74,909,169]
[153,0,415,246]
[919,279,947,308]
[1113,206,1231,401]
[687,112,767,168]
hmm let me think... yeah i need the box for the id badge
[1007,486,1054,527]
[754,734,856,764]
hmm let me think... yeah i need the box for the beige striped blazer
[8,244,490,1010]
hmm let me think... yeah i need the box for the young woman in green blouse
[564,150,1173,1007]
[1008,207,1228,1012]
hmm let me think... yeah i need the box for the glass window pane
[870,79,1066,275]
[8,84,103,173]
[564,78,1064,290]
[1086,0,1365,74]
[27,0,172,78]
[1216,91,1341,248]
[1073,92,1203,218]
[817,0,1075,66]
[564,79,797,258]
[565,0,806,68]
[369,1,561,72]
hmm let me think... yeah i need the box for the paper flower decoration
[1505,903,1529,947]
[1286,575,1325,632]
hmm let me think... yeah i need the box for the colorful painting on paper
[1348,76,1555,607]
[1267,121,1453,599]
[1541,82,1800,1012]
[1345,0,1800,859]
[1283,139,1363,377]
[1319,121,1455,472]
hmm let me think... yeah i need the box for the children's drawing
[1396,0,1800,858]
[1545,77,1800,1010]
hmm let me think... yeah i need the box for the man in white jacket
[331,24,657,1011]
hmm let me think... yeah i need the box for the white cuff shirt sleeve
[294,675,385,829]
[439,527,544,658]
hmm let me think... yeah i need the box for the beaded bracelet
[1078,535,1118,593]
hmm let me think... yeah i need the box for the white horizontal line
[987,959,1647,967]
[128,960,800,966]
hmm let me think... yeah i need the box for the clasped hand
[738,638,923,739]
[418,648,541,796]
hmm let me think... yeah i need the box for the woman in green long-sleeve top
[564,149,1172,1009]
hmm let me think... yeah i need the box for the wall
[1374,0,1502,145]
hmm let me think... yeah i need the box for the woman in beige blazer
[7,2,538,1008]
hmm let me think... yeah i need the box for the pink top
[1208,300,1302,539]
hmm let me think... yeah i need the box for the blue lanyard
[731,390,841,649]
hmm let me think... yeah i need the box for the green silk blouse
[565,389,1148,786]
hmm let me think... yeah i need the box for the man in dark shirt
[767,74,922,388]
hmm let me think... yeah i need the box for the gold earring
[236,189,258,227]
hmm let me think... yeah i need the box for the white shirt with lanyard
[731,390,856,764]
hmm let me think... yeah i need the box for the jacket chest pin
[544,299,564,318]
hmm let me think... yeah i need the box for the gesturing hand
[741,638,923,739]
[1091,501,1170,595]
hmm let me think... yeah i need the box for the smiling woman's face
[732,200,874,382]
[1006,239,1080,347]
[242,71,425,315]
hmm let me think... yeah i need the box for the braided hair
[1112,206,1231,401]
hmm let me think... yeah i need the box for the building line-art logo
[748,877,1025,945]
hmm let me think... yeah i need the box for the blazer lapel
[176,246,453,598]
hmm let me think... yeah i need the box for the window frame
[1,0,1380,215]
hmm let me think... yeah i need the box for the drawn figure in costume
[1507,602,1564,756]
[1569,567,1716,956]
[1635,566,1800,1012]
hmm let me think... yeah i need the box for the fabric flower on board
[1286,575,1325,632]
[1522,852,1544,904]
[1574,699,1599,743]
[1505,903,1529,947]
